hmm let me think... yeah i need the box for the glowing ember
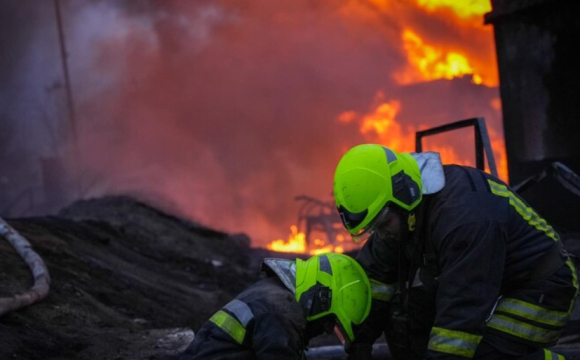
[396,29,484,85]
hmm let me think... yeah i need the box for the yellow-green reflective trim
[487,180,558,241]
[564,258,579,316]
[370,279,396,302]
[544,348,566,360]
[566,258,579,298]
[209,310,246,344]
[497,298,569,327]
[428,327,482,358]
[487,314,560,344]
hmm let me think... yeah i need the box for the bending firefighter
[179,253,372,360]
[333,144,578,360]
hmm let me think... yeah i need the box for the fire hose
[0,217,50,316]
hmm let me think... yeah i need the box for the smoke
[2,0,501,245]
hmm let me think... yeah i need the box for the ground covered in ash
[0,196,290,360]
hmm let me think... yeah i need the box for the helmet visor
[351,206,390,243]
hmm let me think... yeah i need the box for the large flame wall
[2,0,503,248]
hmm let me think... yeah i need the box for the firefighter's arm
[347,235,399,359]
[426,219,506,360]
[252,311,307,360]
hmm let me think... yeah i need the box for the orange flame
[267,225,346,255]
[269,0,502,255]
[338,94,509,180]
[396,29,485,85]
[267,225,307,253]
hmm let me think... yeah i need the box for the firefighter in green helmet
[178,253,372,360]
[333,144,578,360]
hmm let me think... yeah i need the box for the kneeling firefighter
[179,253,372,360]
[333,144,578,360]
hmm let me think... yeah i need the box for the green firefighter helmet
[295,253,371,348]
[333,144,422,242]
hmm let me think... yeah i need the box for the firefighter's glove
[346,343,373,360]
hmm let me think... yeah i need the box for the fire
[267,225,306,253]
[337,94,509,180]
[396,29,484,85]
[416,0,491,19]
[267,0,503,255]
[267,225,345,255]
[359,98,414,152]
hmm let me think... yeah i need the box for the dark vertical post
[476,117,498,178]
[474,121,484,173]
[415,132,423,153]
[54,0,80,196]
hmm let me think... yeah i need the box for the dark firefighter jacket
[356,156,578,360]
[179,260,307,360]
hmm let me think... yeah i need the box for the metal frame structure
[294,195,340,248]
[415,117,498,178]
[296,118,499,251]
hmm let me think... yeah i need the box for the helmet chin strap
[395,208,417,314]
[304,314,336,344]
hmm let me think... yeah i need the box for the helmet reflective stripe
[319,254,333,275]
[295,253,371,348]
[334,144,422,239]
[384,147,398,162]
[428,327,482,358]
[209,299,254,344]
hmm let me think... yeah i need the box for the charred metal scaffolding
[294,196,344,250]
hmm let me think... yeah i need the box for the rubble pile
[0,196,260,360]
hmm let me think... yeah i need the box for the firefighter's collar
[411,152,445,195]
[262,258,297,294]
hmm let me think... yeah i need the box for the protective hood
[261,258,297,294]
[411,152,445,195]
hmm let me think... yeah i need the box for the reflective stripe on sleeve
[487,314,561,344]
[544,349,566,360]
[224,299,254,326]
[209,310,247,344]
[566,258,579,304]
[496,298,570,327]
[487,180,558,241]
[428,327,482,358]
[369,279,396,302]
